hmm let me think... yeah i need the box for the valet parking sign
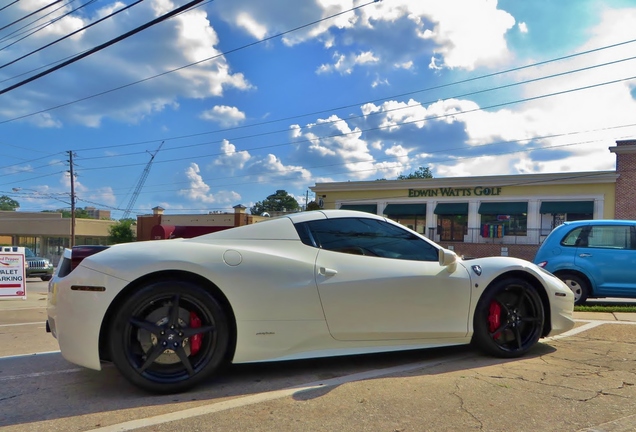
[0,246,27,300]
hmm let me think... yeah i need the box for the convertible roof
[192,210,385,241]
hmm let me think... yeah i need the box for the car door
[304,217,472,341]
[574,224,636,296]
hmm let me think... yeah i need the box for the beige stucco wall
[161,214,236,227]
[313,171,617,219]
[0,211,118,237]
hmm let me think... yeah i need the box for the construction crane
[121,141,163,219]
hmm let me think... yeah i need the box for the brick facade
[610,139,636,220]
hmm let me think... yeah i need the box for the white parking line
[0,321,45,327]
[0,350,61,361]
[578,413,636,432]
[0,367,83,381]
[87,354,472,432]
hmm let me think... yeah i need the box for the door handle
[319,267,338,276]
[579,253,592,257]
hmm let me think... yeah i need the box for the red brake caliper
[488,301,502,337]
[189,311,202,355]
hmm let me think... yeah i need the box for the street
[1,280,636,432]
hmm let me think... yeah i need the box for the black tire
[472,278,545,358]
[41,276,52,281]
[109,280,229,394]
[558,273,589,306]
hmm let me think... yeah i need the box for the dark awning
[478,202,528,215]
[339,204,378,214]
[434,203,469,215]
[539,201,594,214]
[383,203,426,216]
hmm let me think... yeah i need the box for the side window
[301,218,439,262]
[561,227,586,247]
[587,225,633,249]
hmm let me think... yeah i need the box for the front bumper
[47,265,130,371]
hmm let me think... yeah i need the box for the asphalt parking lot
[1,280,636,432]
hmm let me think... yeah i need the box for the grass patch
[575,305,636,313]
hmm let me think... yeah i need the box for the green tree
[108,219,135,244]
[250,190,300,215]
[0,195,19,211]
[44,207,92,218]
[397,166,434,180]
[306,201,321,211]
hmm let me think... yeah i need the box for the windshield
[24,248,35,258]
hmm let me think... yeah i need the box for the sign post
[0,246,27,300]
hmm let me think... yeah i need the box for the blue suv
[534,220,636,305]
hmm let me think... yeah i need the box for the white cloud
[246,154,312,184]
[235,12,268,40]
[518,22,528,33]
[200,105,246,126]
[217,0,515,72]
[316,50,379,75]
[0,0,252,127]
[212,139,251,171]
[178,163,241,204]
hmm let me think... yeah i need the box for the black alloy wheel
[109,280,229,393]
[472,278,545,358]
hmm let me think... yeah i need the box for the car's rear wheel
[109,280,229,393]
[558,273,589,306]
[472,278,545,358]
[41,276,52,281]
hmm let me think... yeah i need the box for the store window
[383,203,426,235]
[434,203,468,242]
[479,202,528,237]
[540,201,593,229]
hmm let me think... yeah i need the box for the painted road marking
[87,354,472,432]
[0,321,45,327]
[0,367,83,381]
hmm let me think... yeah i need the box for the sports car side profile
[46,210,575,393]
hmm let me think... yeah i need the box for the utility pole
[68,151,76,247]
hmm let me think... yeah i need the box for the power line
[0,0,97,60]
[0,0,205,96]
[0,0,65,32]
[58,51,636,165]
[0,1,20,13]
[67,72,636,173]
[28,124,636,202]
[0,0,384,124]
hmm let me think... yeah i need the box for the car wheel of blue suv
[559,273,589,306]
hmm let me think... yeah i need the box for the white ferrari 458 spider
[46,210,574,393]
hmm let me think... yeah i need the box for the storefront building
[0,211,117,265]
[311,139,636,261]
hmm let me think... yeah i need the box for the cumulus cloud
[216,0,515,72]
[178,163,241,204]
[317,50,379,75]
[0,0,252,127]
[200,105,246,126]
[212,139,251,171]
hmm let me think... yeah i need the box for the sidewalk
[573,311,636,322]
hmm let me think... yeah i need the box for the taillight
[70,245,110,271]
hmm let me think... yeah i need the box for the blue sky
[1,0,636,218]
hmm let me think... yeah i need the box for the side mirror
[438,248,458,267]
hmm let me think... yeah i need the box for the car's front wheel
[472,278,545,358]
[109,280,229,393]
[41,276,52,281]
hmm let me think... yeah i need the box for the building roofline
[310,171,618,192]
